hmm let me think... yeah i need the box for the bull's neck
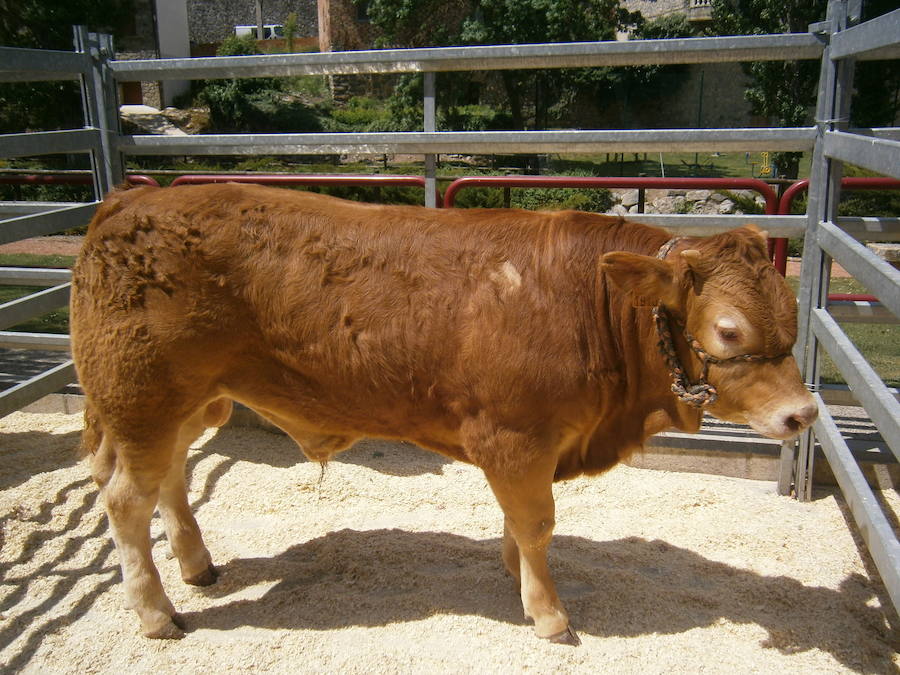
[591,226,704,439]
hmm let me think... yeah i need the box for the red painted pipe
[0,174,159,187]
[168,173,441,206]
[775,176,900,301]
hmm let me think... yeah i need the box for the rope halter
[652,238,792,409]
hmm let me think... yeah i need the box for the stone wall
[187,0,319,46]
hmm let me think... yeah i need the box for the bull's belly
[218,361,470,464]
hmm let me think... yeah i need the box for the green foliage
[452,170,614,212]
[284,11,298,52]
[324,97,395,132]
[439,105,513,131]
[710,0,826,178]
[511,185,614,213]
[0,0,133,133]
[710,0,899,177]
[851,0,900,128]
[363,0,659,131]
[195,37,322,133]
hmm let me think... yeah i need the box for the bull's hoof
[143,617,185,640]
[546,625,581,646]
[184,563,218,587]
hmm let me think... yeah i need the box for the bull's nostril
[786,403,818,433]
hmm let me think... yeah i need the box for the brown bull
[70,184,817,644]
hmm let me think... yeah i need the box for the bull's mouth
[743,402,819,441]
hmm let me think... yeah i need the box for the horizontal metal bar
[812,309,900,462]
[819,383,900,406]
[110,34,825,81]
[817,220,900,318]
[630,214,805,237]
[823,131,900,180]
[835,217,900,242]
[0,202,98,245]
[850,128,900,142]
[0,46,88,81]
[0,129,100,159]
[0,268,73,286]
[812,396,900,614]
[0,202,87,218]
[0,331,70,351]
[827,300,894,324]
[0,359,76,419]
[830,8,900,61]
[119,128,817,156]
[0,283,71,331]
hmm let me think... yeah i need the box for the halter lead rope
[652,238,790,409]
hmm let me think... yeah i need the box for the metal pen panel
[0,268,73,286]
[812,397,900,613]
[119,128,817,156]
[0,283,71,331]
[827,300,893,324]
[0,46,89,81]
[823,131,900,180]
[0,331,70,351]
[829,8,900,61]
[0,203,98,245]
[835,217,900,242]
[817,219,900,318]
[109,34,825,82]
[561,214,805,237]
[811,309,900,461]
[0,129,101,159]
[0,360,76,419]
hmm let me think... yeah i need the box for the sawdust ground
[1,410,897,674]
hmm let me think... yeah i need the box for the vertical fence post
[423,72,437,208]
[74,26,124,199]
[787,0,860,500]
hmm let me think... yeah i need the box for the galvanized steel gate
[0,0,898,611]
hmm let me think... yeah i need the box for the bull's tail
[79,398,103,459]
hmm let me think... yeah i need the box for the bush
[439,105,513,131]
[195,36,322,133]
[324,97,394,132]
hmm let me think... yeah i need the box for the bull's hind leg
[483,454,580,646]
[97,429,185,638]
[157,398,233,588]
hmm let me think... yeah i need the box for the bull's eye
[718,328,740,342]
[715,318,742,343]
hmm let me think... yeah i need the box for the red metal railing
[168,173,440,205]
[776,177,900,302]
[0,173,159,187]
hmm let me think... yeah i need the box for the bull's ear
[744,224,769,242]
[601,252,678,306]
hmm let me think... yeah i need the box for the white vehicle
[234,24,284,39]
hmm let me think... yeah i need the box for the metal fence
[0,0,897,611]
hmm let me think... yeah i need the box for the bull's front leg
[483,455,581,646]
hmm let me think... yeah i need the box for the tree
[710,0,826,178]
[0,0,133,134]
[710,0,899,178]
[363,0,681,132]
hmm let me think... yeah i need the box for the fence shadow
[0,429,82,492]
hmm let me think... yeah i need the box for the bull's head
[602,226,817,440]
